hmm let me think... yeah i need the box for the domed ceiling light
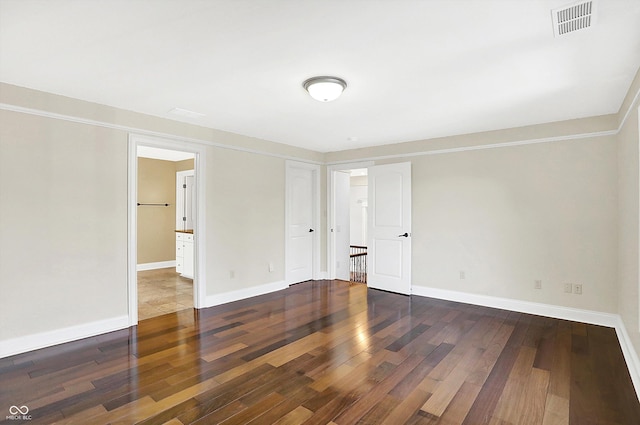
[303,76,347,102]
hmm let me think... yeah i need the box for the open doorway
[127,134,207,326]
[329,162,413,294]
[136,146,196,320]
[349,169,368,283]
[328,162,373,284]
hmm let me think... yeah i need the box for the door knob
[309,228,315,233]
[398,232,409,237]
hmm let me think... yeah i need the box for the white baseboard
[411,285,640,400]
[137,261,176,271]
[205,280,289,307]
[613,317,640,400]
[411,286,619,326]
[3,282,638,402]
[0,315,129,359]
[0,280,288,359]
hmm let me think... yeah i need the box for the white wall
[349,176,368,246]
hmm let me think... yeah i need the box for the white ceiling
[1,0,639,153]
[137,146,195,162]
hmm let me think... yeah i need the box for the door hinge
[183,184,187,189]
[183,217,186,222]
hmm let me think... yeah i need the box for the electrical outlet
[564,283,572,293]
[574,284,583,295]
[535,280,542,289]
[459,271,466,280]
[229,270,235,279]
[268,262,274,272]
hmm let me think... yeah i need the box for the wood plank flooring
[1,280,638,424]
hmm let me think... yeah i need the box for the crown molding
[0,103,323,165]
[325,129,619,165]
[1,82,638,165]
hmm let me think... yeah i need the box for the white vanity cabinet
[176,232,194,279]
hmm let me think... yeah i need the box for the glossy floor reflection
[1,280,638,424]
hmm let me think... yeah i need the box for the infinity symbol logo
[9,405,29,415]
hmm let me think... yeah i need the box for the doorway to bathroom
[136,146,195,320]
[128,134,207,325]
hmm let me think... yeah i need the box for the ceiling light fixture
[303,76,347,102]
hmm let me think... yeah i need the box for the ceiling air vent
[552,0,596,37]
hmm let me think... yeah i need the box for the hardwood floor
[1,280,638,424]
[137,268,193,321]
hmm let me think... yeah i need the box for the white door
[185,175,195,230]
[367,162,412,294]
[286,164,316,284]
[334,171,351,281]
[176,170,195,231]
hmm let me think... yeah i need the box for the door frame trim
[128,134,207,325]
[326,161,374,280]
[285,160,321,284]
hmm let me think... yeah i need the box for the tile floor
[137,267,193,320]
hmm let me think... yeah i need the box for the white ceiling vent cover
[552,1,596,37]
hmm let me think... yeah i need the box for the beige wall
[331,132,619,312]
[206,148,285,294]
[411,136,617,311]
[0,84,317,344]
[618,68,640,356]
[137,157,178,264]
[175,158,194,172]
[0,109,129,341]
[137,157,195,264]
